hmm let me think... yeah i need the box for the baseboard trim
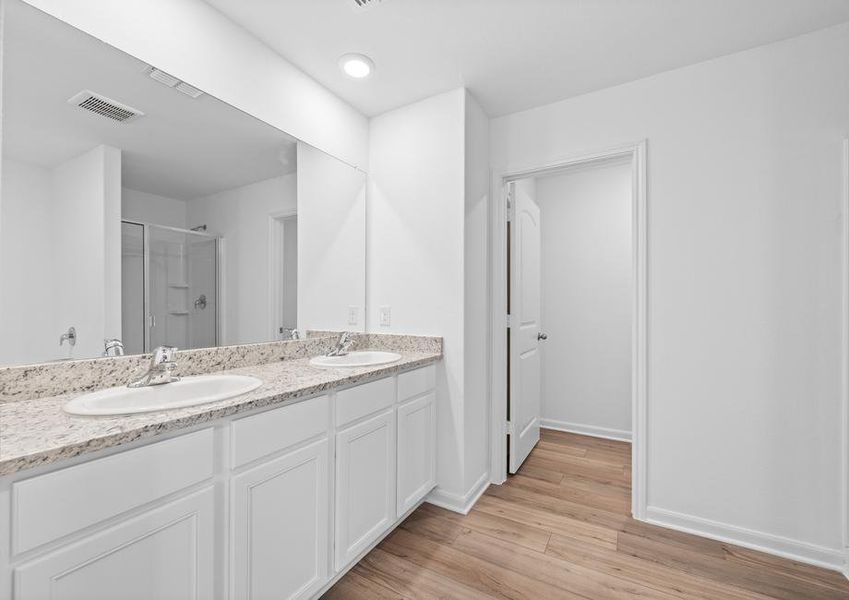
[541,419,632,443]
[645,506,846,573]
[426,471,490,515]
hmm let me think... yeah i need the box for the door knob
[537,332,548,341]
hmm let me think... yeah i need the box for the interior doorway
[491,142,647,518]
[268,211,298,340]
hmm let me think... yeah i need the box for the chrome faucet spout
[103,338,125,357]
[128,346,180,388]
[59,326,76,347]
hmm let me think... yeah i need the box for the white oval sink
[309,351,402,369]
[63,374,263,416]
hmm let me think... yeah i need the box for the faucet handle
[151,345,178,365]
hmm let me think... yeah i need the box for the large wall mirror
[0,0,366,366]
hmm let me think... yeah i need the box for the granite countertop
[0,349,440,476]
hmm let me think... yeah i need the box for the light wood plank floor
[323,429,849,599]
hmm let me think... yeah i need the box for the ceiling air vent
[67,90,144,123]
[146,66,205,99]
[148,67,180,88]
[175,81,203,99]
[350,0,387,12]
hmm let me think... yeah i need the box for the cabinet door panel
[397,392,437,515]
[14,487,214,600]
[334,408,395,569]
[232,438,329,600]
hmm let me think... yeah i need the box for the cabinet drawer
[231,396,328,468]
[12,428,214,555]
[397,365,436,402]
[335,377,395,427]
[14,487,215,600]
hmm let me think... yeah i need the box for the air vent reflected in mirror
[350,0,388,12]
[67,90,144,123]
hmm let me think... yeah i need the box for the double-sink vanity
[0,333,442,599]
[0,4,442,598]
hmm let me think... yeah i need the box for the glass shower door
[121,222,146,355]
[187,234,217,349]
[147,226,217,351]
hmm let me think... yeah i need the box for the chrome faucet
[103,338,125,357]
[128,346,180,388]
[59,326,76,347]
[327,332,354,357]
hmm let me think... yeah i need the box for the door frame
[488,140,649,520]
[842,136,849,576]
[268,209,298,340]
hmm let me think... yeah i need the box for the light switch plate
[379,305,391,327]
[347,306,359,326]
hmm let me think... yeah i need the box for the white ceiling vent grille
[148,67,180,88]
[67,90,144,123]
[175,82,203,99]
[350,0,387,12]
[145,66,205,99]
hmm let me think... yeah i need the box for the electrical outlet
[347,306,359,326]
[379,305,391,327]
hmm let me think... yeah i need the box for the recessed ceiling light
[339,53,374,79]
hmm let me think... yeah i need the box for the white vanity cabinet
[231,440,329,600]
[7,429,217,600]
[333,377,397,570]
[396,392,437,515]
[334,407,397,569]
[230,397,331,600]
[0,362,438,600]
[395,366,437,516]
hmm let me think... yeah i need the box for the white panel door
[396,392,437,516]
[509,182,543,473]
[14,487,214,600]
[231,438,329,600]
[335,408,396,570]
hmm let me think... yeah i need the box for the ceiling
[4,0,297,200]
[204,0,849,117]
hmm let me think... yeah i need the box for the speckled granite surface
[0,345,441,476]
[0,333,442,402]
[0,336,340,402]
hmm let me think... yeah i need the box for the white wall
[121,188,187,229]
[369,88,471,501]
[0,159,54,364]
[0,147,121,364]
[51,145,122,360]
[188,174,296,346]
[491,24,849,564]
[21,0,368,169]
[103,146,122,344]
[463,91,491,493]
[535,161,632,439]
[297,143,366,332]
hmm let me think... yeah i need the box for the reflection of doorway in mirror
[268,211,298,340]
